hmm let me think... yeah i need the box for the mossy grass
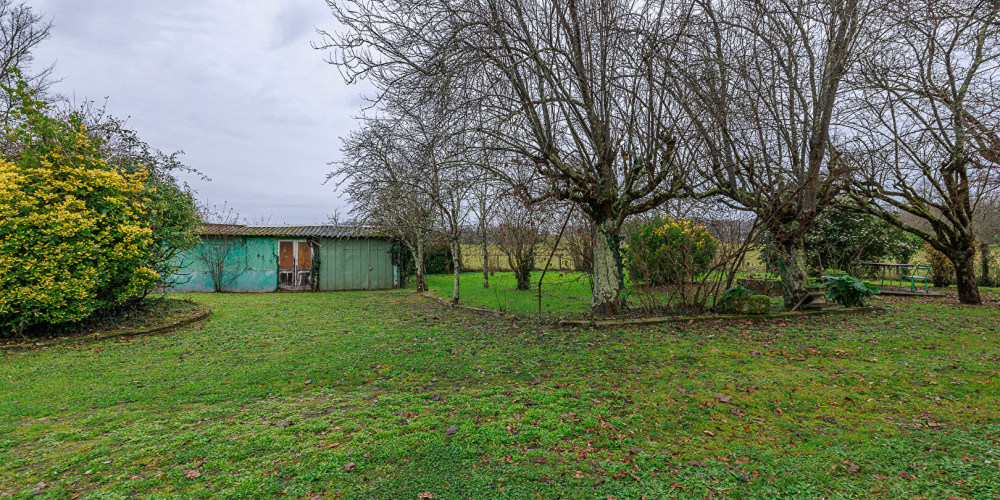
[2,290,999,498]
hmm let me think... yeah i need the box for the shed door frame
[278,239,313,290]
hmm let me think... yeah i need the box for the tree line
[319,0,1000,312]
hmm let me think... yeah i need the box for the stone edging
[557,307,875,328]
[0,304,211,351]
[419,291,874,327]
[420,293,507,317]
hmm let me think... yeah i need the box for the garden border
[0,302,211,351]
[420,292,875,327]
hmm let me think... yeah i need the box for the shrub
[0,87,158,335]
[625,216,718,286]
[925,244,956,287]
[823,275,879,307]
[717,292,771,315]
[425,245,452,274]
[759,201,923,276]
[719,285,753,301]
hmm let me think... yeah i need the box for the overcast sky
[31,0,367,225]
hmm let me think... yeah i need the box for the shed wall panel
[318,238,395,291]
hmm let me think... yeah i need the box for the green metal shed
[166,225,397,292]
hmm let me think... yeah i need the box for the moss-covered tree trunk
[480,219,489,289]
[514,254,532,291]
[954,251,982,305]
[774,234,810,310]
[412,241,426,293]
[450,239,461,304]
[591,219,624,315]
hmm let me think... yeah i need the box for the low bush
[823,275,879,307]
[625,216,718,286]
[925,244,956,287]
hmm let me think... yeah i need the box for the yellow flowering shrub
[0,87,158,335]
[625,215,719,285]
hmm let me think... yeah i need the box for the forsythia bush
[625,215,719,285]
[0,88,158,335]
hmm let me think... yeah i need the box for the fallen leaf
[703,430,715,437]
[688,460,707,467]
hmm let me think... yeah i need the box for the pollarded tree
[319,0,692,315]
[848,0,1000,305]
[666,0,874,308]
[492,190,549,291]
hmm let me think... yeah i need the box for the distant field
[460,244,767,273]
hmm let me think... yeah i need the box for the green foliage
[719,285,754,301]
[822,268,849,278]
[926,243,956,287]
[625,216,718,285]
[803,203,923,275]
[759,202,923,276]
[425,245,452,275]
[823,275,879,307]
[0,84,158,335]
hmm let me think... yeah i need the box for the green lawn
[2,290,1000,498]
[425,272,593,315]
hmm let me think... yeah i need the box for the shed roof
[198,224,383,239]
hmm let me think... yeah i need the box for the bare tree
[667,0,873,308]
[0,0,51,89]
[191,204,251,292]
[319,0,692,315]
[492,190,549,290]
[0,0,52,151]
[469,150,502,288]
[847,0,1000,305]
[335,117,440,293]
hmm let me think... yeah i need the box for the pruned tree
[191,204,251,292]
[469,149,502,288]
[335,116,439,292]
[847,0,1000,304]
[667,0,873,308]
[492,190,549,291]
[319,0,692,315]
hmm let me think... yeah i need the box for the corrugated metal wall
[166,237,279,292]
[317,238,394,291]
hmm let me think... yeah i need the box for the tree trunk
[515,257,531,291]
[481,219,489,289]
[774,235,810,310]
[591,219,623,315]
[451,239,461,304]
[413,242,426,293]
[954,252,982,305]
